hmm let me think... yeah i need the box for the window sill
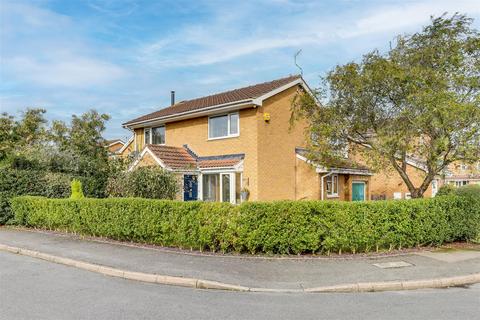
[327,194,339,198]
[207,135,239,141]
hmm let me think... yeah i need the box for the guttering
[123,99,255,129]
[123,77,312,129]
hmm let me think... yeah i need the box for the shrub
[106,166,178,200]
[455,184,480,198]
[70,179,84,199]
[436,184,456,196]
[11,195,480,255]
[0,168,46,224]
[0,167,100,224]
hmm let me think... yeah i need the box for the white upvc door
[220,173,235,204]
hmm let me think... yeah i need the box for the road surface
[1,252,479,320]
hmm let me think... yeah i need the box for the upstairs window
[144,126,165,145]
[144,128,151,145]
[208,112,239,139]
[152,126,165,144]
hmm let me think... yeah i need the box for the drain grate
[372,261,413,269]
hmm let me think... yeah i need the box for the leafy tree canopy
[293,14,480,198]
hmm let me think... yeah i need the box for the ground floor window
[326,174,338,197]
[450,180,469,187]
[201,172,242,204]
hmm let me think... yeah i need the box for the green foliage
[0,167,105,224]
[293,14,480,198]
[436,184,456,196]
[106,166,179,200]
[11,195,480,255]
[70,179,85,199]
[0,108,47,161]
[455,184,480,198]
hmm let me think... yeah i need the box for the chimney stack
[171,91,175,106]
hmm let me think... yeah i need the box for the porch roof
[295,147,372,176]
[137,144,243,171]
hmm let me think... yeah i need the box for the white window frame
[326,174,339,198]
[198,171,239,204]
[144,126,166,145]
[208,112,240,140]
[144,128,151,145]
[453,180,469,187]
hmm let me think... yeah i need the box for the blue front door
[352,182,365,201]
[183,175,198,201]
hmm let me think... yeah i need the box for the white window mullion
[198,174,203,201]
[230,173,235,204]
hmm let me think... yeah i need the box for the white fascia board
[128,146,169,171]
[405,158,428,172]
[118,135,134,153]
[199,167,242,173]
[252,78,305,106]
[233,160,244,171]
[106,140,124,148]
[296,153,327,171]
[124,100,253,129]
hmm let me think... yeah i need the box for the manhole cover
[372,261,413,269]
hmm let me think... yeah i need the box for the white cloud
[1,1,127,89]
[138,0,480,68]
[5,56,126,88]
[341,0,480,38]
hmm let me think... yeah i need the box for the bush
[106,166,179,200]
[11,195,480,255]
[455,184,480,198]
[70,179,84,199]
[436,184,456,196]
[0,169,46,224]
[0,167,102,224]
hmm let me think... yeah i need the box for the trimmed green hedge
[11,195,480,255]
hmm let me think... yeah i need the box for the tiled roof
[145,145,243,170]
[124,74,301,126]
[445,174,480,180]
[296,147,371,172]
[198,158,243,169]
[147,144,197,170]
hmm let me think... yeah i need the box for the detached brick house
[122,75,373,203]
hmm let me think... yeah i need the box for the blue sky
[1,0,479,140]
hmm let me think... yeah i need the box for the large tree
[293,14,480,198]
[0,108,48,161]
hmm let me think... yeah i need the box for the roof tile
[124,74,301,125]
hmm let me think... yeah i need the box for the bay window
[208,112,239,139]
[201,172,242,204]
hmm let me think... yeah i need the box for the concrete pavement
[0,227,479,291]
[2,251,480,320]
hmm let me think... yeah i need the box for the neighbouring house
[123,75,373,203]
[368,158,438,200]
[117,135,135,158]
[105,139,125,155]
[443,161,480,187]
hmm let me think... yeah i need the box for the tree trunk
[388,156,435,199]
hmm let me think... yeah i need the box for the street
[1,251,479,320]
